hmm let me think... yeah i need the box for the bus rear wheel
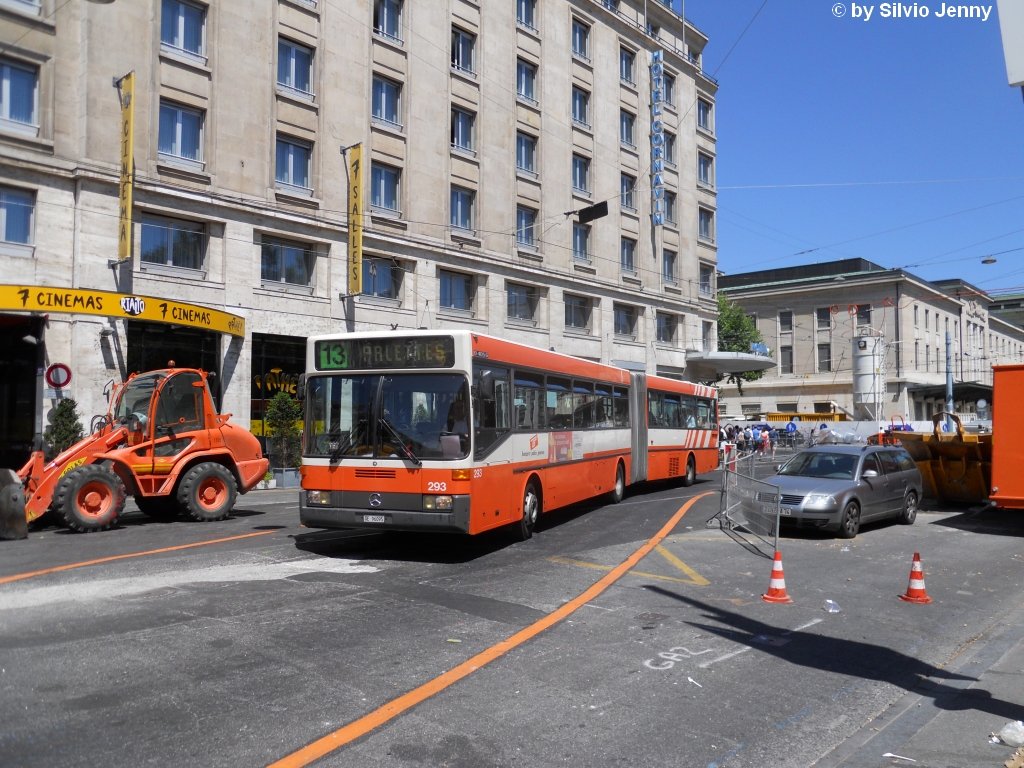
[681,455,696,487]
[608,462,625,504]
[512,480,541,541]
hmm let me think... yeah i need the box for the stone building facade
[717,259,1024,423]
[0,0,719,467]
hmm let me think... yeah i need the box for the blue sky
[681,0,1024,294]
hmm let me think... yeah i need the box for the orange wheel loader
[4,368,269,536]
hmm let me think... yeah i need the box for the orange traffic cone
[762,550,793,603]
[899,552,933,604]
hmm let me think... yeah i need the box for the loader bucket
[0,469,27,540]
[893,412,991,506]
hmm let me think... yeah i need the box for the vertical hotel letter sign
[117,72,135,261]
[649,51,665,227]
[348,144,363,295]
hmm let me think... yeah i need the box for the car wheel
[899,491,918,525]
[838,501,860,539]
[511,479,541,541]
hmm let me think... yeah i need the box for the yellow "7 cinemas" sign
[0,285,246,337]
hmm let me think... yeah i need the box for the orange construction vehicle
[9,367,268,534]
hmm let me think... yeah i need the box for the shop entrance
[0,315,41,469]
[251,333,306,461]
[127,321,222,407]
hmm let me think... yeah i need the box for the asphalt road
[1,466,1023,768]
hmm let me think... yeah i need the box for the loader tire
[177,462,237,522]
[134,495,179,521]
[52,465,126,532]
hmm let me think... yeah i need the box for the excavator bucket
[894,412,991,506]
[0,468,27,540]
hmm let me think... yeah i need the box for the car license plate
[780,507,792,516]
[763,505,793,516]
[363,514,387,523]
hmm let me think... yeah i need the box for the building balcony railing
[373,27,403,46]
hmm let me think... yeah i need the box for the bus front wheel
[681,455,696,487]
[512,479,541,541]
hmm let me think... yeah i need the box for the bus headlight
[424,495,453,510]
[306,490,330,506]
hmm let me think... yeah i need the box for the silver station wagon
[764,445,924,539]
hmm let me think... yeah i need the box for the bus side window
[573,380,595,429]
[663,394,681,429]
[681,396,697,428]
[648,391,664,428]
[473,364,510,458]
[514,371,546,431]
[613,387,630,427]
[697,397,714,429]
[594,383,613,427]
[546,376,572,430]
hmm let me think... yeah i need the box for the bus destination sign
[315,336,455,371]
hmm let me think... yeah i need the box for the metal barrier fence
[717,467,781,551]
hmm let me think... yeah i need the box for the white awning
[685,351,777,374]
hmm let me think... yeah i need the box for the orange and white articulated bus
[298,330,718,540]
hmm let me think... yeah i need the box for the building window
[572,19,590,59]
[698,208,714,242]
[451,108,474,153]
[362,258,401,299]
[779,310,793,332]
[914,304,919,326]
[0,186,33,245]
[665,132,676,165]
[926,345,930,372]
[620,110,635,147]
[262,239,313,287]
[697,98,712,131]
[619,47,635,85]
[614,305,636,338]
[370,163,400,212]
[817,343,831,373]
[620,237,636,273]
[565,294,590,330]
[657,313,677,344]
[663,249,677,283]
[440,271,472,311]
[924,309,930,330]
[664,73,675,106]
[703,321,714,352]
[698,153,714,187]
[141,216,204,270]
[571,87,590,128]
[516,59,537,103]
[572,154,590,193]
[516,132,537,175]
[780,345,793,374]
[507,283,537,321]
[0,59,37,134]
[160,0,205,60]
[620,173,636,210]
[451,27,476,75]
[665,191,677,224]
[817,307,832,330]
[278,39,313,98]
[699,263,714,296]
[516,206,537,247]
[373,0,402,42]
[372,75,402,128]
[158,101,203,167]
[275,136,311,190]
[516,0,537,31]
[856,304,871,326]
[450,186,474,232]
[573,223,590,261]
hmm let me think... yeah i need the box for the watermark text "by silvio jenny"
[834,3,993,21]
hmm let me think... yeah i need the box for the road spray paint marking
[654,545,710,585]
[775,706,811,729]
[707,741,746,768]
[549,545,710,587]
[784,618,823,635]
[699,617,826,669]
[265,491,715,768]
[0,530,276,586]
[643,646,714,670]
[832,680,869,699]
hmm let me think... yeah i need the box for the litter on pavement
[823,599,842,613]
[996,721,1024,747]
[687,677,703,688]
[881,753,916,762]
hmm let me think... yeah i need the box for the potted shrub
[45,398,85,459]
[265,391,302,488]
[256,470,276,490]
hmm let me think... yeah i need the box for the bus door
[629,373,648,483]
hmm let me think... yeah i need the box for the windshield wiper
[379,418,421,465]
[329,430,355,463]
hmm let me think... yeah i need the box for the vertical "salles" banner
[348,144,363,295]
[649,50,666,227]
[117,71,135,261]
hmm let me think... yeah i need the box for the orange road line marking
[0,530,276,586]
[267,491,715,768]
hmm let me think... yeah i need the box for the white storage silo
[852,331,886,420]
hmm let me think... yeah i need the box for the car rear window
[895,451,917,472]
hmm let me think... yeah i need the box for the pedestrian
[761,428,770,454]
[743,425,752,453]
[719,423,727,443]
[769,427,778,459]
[751,424,761,453]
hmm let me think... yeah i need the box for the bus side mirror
[296,373,306,402]
[478,370,494,399]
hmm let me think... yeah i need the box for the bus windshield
[305,373,471,461]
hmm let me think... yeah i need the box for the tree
[45,398,85,456]
[716,293,766,396]
[265,391,302,469]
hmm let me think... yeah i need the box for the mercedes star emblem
[369,493,382,507]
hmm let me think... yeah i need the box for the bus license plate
[363,514,387,523]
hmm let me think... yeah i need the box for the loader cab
[114,370,211,460]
